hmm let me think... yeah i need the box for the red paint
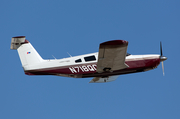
[24,57,161,77]
[126,58,160,70]
[21,39,29,44]
[13,36,25,38]
[25,63,97,75]
[25,72,36,75]
[101,40,128,46]
[24,39,29,43]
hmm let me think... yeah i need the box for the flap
[10,36,27,50]
[96,40,129,73]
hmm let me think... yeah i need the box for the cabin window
[84,55,96,62]
[75,59,82,63]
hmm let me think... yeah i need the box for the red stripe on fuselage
[25,57,161,77]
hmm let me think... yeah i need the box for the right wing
[96,40,129,73]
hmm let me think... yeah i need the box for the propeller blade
[162,61,165,76]
[160,41,163,56]
[160,42,167,76]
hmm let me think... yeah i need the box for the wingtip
[89,80,94,83]
[100,40,128,46]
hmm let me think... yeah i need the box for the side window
[75,59,82,63]
[84,55,96,62]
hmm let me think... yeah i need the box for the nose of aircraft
[160,56,167,62]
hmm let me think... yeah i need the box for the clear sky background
[1,0,180,119]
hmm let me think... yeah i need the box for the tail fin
[10,36,43,68]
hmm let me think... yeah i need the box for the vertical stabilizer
[11,36,43,68]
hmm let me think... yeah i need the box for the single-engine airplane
[10,36,167,83]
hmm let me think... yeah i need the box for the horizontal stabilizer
[10,36,28,50]
[89,75,119,83]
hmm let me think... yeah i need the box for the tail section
[11,36,43,68]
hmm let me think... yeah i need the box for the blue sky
[1,0,180,119]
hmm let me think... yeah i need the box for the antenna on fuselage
[67,52,72,57]
[52,55,57,60]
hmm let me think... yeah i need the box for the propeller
[160,42,167,76]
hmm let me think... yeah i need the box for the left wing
[96,40,129,73]
[89,75,119,83]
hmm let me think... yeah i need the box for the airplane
[10,36,167,83]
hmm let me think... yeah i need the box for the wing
[89,75,119,83]
[96,40,129,73]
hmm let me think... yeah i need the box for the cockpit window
[126,53,131,56]
[84,55,96,62]
[75,59,82,63]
